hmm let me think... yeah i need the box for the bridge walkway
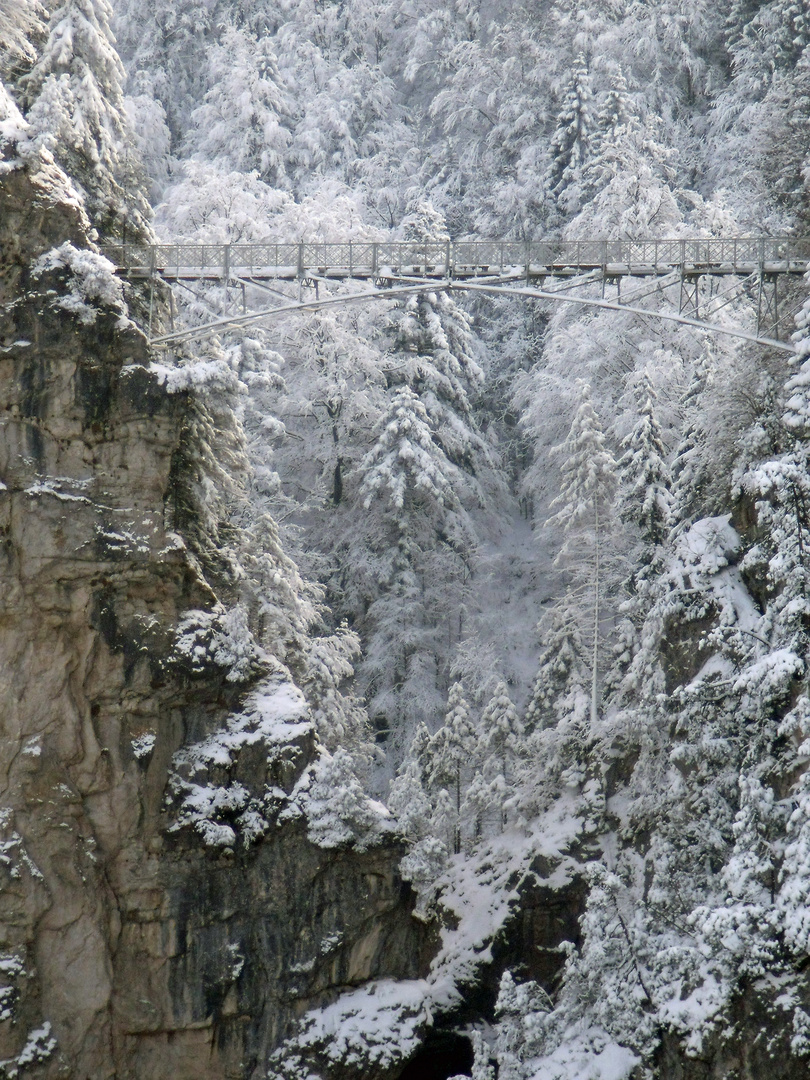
[101,237,810,351]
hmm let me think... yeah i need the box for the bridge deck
[102,238,810,281]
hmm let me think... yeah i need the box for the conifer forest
[5,0,810,1077]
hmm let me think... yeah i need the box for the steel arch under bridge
[101,237,810,353]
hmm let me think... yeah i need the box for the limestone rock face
[0,149,426,1079]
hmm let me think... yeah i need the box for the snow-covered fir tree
[544,380,619,727]
[545,54,593,218]
[21,0,148,236]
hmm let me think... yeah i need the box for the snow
[276,808,582,1072]
[289,978,431,1070]
[0,82,32,171]
[150,358,240,394]
[733,649,804,700]
[31,242,128,326]
[173,606,266,684]
[96,526,151,555]
[528,1035,639,1080]
[168,675,313,848]
[667,515,761,634]
[15,1023,57,1069]
[24,478,90,503]
[131,731,156,759]
[279,748,394,852]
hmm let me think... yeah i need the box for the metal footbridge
[102,237,810,352]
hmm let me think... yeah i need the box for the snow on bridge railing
[101,237,810,280]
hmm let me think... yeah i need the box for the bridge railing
[101,237,810,278]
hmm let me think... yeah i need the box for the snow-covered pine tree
[388,744,449,902]
[466,679,523,832]
[671,352,713,525]
[546,380,619,727]
[388,731,433,844]
[594,66,635,146]
[491,969,550,1080]
[524,606,591,735]
[572,71,679,238]
[605,371,674,689]
[469,1030,496,1080]
[123,78,172,202]
[545,53,593,218]
[187,24,294,187]
[112,0,221,145]
[0,0,45,84]
[336,202,498,756]
[426,681,477,853]
[618,369,673,557]
[360,384,455,518]
[275,306,387,515]
[20,0,148,238]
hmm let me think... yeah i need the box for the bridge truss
[102,237,810,353]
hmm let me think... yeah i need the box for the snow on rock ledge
[168,675,391,854]
[168,675,315,849]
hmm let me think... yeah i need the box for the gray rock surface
[0,145,427,1080]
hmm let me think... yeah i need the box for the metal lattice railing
[101,237,810,280]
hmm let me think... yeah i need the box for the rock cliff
[0,125,429,1080]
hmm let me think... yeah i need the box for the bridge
[102,237,810,352]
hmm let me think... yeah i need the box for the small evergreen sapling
[466,680,523,832]
[427,681,477,853]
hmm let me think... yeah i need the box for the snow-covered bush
[31,241,128,325]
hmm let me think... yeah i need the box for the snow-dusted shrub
[282,748,392,852]
[31,241,128,325]
[172,605,265,684]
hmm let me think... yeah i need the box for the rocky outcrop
[0,143,427,1079]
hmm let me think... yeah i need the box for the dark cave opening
[397,1032,474,1080]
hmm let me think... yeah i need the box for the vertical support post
[773,273,779,337]
[349,240,353,278]
[525,240,531,283]
[169,286,175,332]
[372,242,378,275]
[446,239,451,278]
[241,281,246,315]
[757,275,780,338]
[147,279,154,341]
[223,243,230,304]
[297,242,305,279]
